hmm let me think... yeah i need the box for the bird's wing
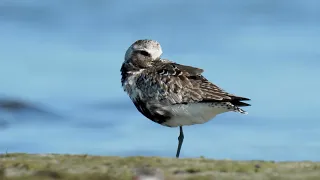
[137,59,250,106]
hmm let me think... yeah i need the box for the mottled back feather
[136,59,250,107]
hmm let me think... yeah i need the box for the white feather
[161,103,232,127]
[123,69,144,100]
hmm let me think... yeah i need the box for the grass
[0,153,320,180]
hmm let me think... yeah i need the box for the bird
[120,39,251,158]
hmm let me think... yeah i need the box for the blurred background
[0,0,319,161]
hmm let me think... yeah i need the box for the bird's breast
[122,71,144,100]
[132,99,172,125]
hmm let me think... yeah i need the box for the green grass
[0,153,320,180]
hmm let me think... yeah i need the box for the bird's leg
[176,126,184,158]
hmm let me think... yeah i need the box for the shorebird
[120,39,251,158]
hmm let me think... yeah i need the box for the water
[0,0,320,161]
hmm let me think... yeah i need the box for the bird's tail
[235,106,248,114]
[230,96,250,114]
[230,96,251,106]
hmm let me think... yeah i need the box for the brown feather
[136,59,251,107]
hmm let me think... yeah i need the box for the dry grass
[0,153,319,180]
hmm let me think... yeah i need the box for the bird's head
[123,39,163,69]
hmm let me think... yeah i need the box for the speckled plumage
[121,39,250,127]
[120,39,251,157]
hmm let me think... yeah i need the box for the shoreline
[1,153,320,180]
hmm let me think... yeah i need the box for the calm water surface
[0,0,320,161]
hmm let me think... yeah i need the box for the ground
[0,153,320,180]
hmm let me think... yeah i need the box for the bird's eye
[139,50,150,56]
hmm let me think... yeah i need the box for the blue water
[1,0,320,161]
